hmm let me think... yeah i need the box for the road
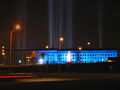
[0,73,120,89]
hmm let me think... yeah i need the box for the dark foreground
[0,63,120,89]
[0,73,120,90]
[0,78,120,89]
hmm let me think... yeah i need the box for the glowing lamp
[60,37,64,42]
[15,24,21,30]
[19,60,22,63]
[78,47,82,50]
[46,45,49,49]
[88,42,91,45]
[2,46,5,49]
[2,53,5,56]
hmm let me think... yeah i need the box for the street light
[78,46,82,50]
[88,42,91,45]
[10,24,21,65]
[46,45,49,49]
[15,24,21,30]
[59,37,64,73]
[59,37,64,50]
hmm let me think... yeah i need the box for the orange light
[2,46,5,49]
[28,59,30,62]
[32,51,35,54]
[78,47,82,50]
[2,50,4,52]
[60,37,64,42]
[2,53,5,56]
[26,56,32,59]
[15,24,21,30]
[88,42,91,45]
[46,45,49,49]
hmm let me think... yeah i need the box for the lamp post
[59,37,64,72]
[10,24,21,65]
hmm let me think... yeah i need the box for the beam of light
[0,75,38,78]
[67,51,72,63]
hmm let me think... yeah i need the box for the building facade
[37,50,118,64]
[0,49,118,65]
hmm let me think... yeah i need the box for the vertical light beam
[16,0,27,49]
[66,0,72,49]
[48,0,54,48]
[97,0,103,49]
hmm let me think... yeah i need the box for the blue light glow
[37,50,118,64]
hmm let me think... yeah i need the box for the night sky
[0,0,120,49]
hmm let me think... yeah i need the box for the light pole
[10,24,21,65]
[59,37,64,73]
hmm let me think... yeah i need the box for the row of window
[38,54,116,57]
[44,57,108,60]
[44,60,105,64]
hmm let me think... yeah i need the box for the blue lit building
[37,50,118,64]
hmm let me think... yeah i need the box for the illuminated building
[0,49,118,65]
[37,50,118,64]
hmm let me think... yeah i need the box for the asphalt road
[0,75,120,89]
[0,73,120,90]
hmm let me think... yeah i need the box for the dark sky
[0,0,120,49]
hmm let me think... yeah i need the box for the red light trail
[0,75,38,78]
